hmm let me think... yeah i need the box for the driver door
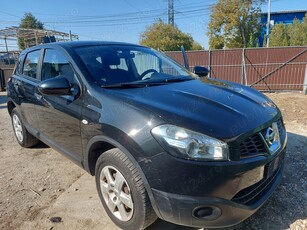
[36,48,83,163]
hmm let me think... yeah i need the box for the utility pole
[266,0,271,47]
[168,0,174,27]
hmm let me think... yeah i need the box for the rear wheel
[11,108,39,147]
[95,148,157,230]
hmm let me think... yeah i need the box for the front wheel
[95,148,157,230]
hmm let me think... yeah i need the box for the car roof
[21,41,147,54]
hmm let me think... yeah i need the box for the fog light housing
[193,206,222,221]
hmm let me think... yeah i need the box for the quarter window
[14,54,25,75]
[23,50,40,79]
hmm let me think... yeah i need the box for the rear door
[36,48,83,164]
[11,49,42,134]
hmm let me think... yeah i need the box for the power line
[0,1,213,30]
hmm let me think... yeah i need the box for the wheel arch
[7,100,16,116]
[84,135,163,219]
[85,138,116,176]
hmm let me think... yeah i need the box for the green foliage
[208,0,264,49]
[269,13,307,47]
[262,34,267,47]
[288,18,303,46]
[20,13,44,29]
[302,14,307,45]
[191,41,203,50]
[269,24,290,47]
[140,20,195,51]
[18,13,44,50]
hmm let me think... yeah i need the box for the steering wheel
[141,69,158,80]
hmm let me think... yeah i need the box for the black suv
[7,41,287,229]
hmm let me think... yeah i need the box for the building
[260,10,307,46]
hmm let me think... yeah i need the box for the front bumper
[147,150,285,228]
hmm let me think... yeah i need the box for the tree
[269,23,290,47]
[288,18,303,46]
[208,0,264,49]
[267,13,307,47]
[262,34,267,47]
[191,41,203,50]
[18,13,44,50]
[301,13,307,45]
[140,20,195,51]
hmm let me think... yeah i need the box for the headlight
[151,124,229,161]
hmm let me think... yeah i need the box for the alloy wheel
[12,114,23,143]
[99,166,133,221]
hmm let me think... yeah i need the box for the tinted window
[42,49,75,83]
[23,50,40,79]
[75,46,192,86]
[132,52,159,75]
[14,54,25,75]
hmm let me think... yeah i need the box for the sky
[1,0,307,51]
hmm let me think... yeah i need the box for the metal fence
[166,46,307,93]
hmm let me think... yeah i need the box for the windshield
[75,45,195,87]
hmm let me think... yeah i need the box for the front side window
[42,49,75,84]
[23,50,40,79]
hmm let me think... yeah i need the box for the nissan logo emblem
[265,127,275,146]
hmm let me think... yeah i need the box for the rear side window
[23,50,40,79]
[42,49,75,83]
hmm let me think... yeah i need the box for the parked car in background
[7,41,287,229]
[0,52,17,65]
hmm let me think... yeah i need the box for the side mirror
[193,66,209,77]
[38,77,71,95]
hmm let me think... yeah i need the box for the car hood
[108,78,280,139]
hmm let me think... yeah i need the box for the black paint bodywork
[7,41,287,228]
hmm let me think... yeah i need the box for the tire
[95,148,157,230]
[11,108,39,147]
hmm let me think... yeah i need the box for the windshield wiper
[164,76,194,82]
[102,77,194,88]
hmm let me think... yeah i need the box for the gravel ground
[0,91,306,230]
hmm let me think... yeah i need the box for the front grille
[239,134,266,158]
[231,164,281,205]
[239,118,285,159]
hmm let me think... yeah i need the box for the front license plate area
[265,156,280,179]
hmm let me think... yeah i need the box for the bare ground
[0,91,306,230]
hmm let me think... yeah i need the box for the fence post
[304,64,307,94]
[241,48,247,85]
[208,50,211,78]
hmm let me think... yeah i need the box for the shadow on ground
[0,92,7,109]
[32,141,49,149]
[148,219,199,230]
